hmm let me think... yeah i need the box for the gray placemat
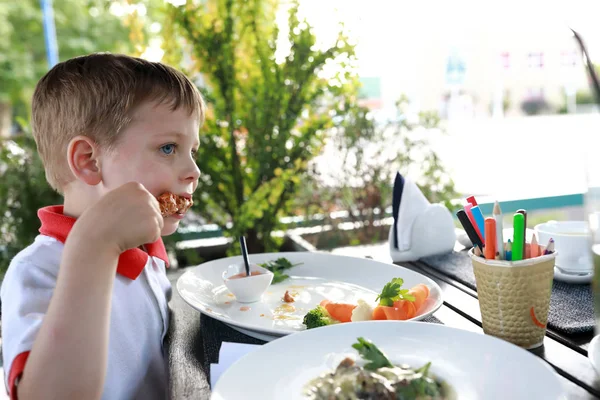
[421,251,594,334]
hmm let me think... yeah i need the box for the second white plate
[177,252,443,340]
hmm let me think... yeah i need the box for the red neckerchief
[38,206,169,280]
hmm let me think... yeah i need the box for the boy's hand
[71,182,164,254]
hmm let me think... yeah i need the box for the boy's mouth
[157,192,193,217]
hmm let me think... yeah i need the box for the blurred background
[1,0,600,275]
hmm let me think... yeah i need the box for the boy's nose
[182,158,201,183]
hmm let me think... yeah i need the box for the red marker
[465,204,484,243]
[484,218,497,260]
[466,195,478,207]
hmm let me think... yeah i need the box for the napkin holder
[388,173,456,262]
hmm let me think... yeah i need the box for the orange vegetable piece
[372,306,388,320]
[319,300,356,323]
[385,300,417,320]
[407,284,430,312]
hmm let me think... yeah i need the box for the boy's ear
[67,135,102,186]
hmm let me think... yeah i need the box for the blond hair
[31,53,205,192]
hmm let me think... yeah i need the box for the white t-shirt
[1,206,172,400]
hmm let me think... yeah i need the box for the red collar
[38,206,169,280]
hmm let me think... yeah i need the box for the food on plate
[320,300,356,323]
[302,278,431,329]
[304,337,452,400]
[302,305,338,329]
[157,192,193,217]
[351,299,375,322]
[283,290,295,303]
[228,270,265,280]
[258,257,303,284]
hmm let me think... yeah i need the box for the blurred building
[343,1,596,120]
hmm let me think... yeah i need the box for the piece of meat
[158,193,178,217]
[158,192,194,217]
[283,290,295,303]
[176,196,193,214]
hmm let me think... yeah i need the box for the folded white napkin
[210,342,261,388]
[389,172,456,262]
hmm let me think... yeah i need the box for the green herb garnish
[258,257,302,284]
[375,277,415,307]
[351,337,393,371]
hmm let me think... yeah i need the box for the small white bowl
[222,263,273,303]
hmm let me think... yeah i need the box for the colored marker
[464,204,484,243]
[474,245,483,258]
[544,238,555,255]
[531,233,540,258]
[471,205,486,241]
[516,209,527,258]
[506,239,512,261]
[457,209,484,250]
[512,213,525,261]
[466,195,478,208]
[484,218,497,260]
[493,201,504,260]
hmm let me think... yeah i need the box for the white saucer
[589,334,600,376]
[553,266,593,284]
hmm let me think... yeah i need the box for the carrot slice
[320,301,356,323]
[407,284,430,312]
[372,306,388,320]
[385,300,416,320]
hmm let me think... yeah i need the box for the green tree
[0,128,63,275]
[297,98,458,243]
[0,0,137,134]
[165,0,358,253]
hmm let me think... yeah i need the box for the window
[499,52,510,69]
[561,50,578,67]
[527,52,544,68]
[525,87,544,99]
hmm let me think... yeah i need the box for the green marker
[512,213,525,261]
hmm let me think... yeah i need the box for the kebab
[157,193,193,217]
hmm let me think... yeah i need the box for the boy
[1,53,204,399]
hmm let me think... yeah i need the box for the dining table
[165,244,600,399]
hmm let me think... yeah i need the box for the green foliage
[351,337,393,371]
[0,130,62,275]
[375,277,414,307]
[0,0,136,108]
[258,257,301,284]
[296,96,458,239]
[575,90,596,105]
[165,0,358,253]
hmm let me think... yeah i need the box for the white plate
[589,334,600,376]
[554,266,593,284]
[211,321,565,400]
[177,252,443,340]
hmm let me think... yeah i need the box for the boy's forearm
[17,238,120,399]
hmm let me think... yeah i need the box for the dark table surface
[165,253,600,400]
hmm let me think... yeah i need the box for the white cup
[534,221,593,274]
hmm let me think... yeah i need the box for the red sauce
[229,271,263,280]
[240,306,251,311]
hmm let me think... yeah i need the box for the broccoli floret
[302,306,336,329]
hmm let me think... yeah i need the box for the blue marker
[506,239,512,261]
[471,206,486,241]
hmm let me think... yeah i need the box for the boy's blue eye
[160,144,175,155]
